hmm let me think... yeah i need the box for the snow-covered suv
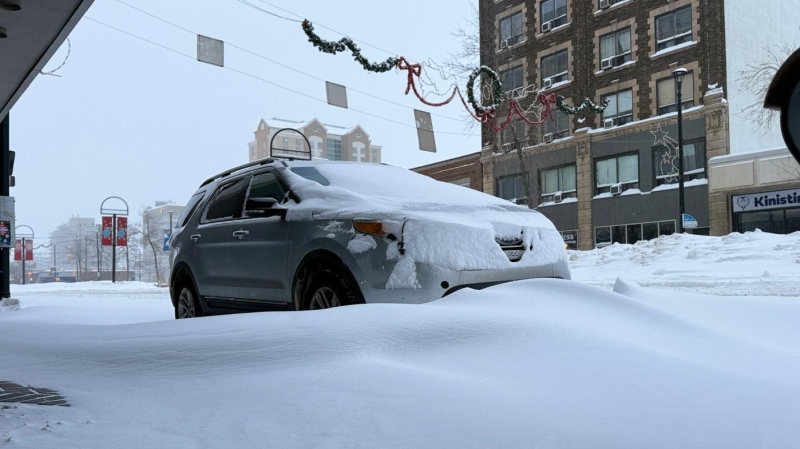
[168,158,570,318]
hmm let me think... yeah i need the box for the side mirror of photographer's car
[764,47,800,164]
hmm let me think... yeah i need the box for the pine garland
[556,95,610,115]
[302,20,398,73]
[466,66,506,116]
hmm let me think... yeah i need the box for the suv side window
[203,177,250,222]
[247,171,286,203]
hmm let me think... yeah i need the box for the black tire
[302,265,364,310]
[174,275,204,319]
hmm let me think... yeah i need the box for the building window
[496,173,526,202]
[653,139,706,186]
[595,220,675,247]
[540,164,576,203]
[541,50,568,86]
[371,148,379,162]
[543,109,569,140]
[599,0,626,7]
[655,6,692,51]
[599,27,632,68]
[501,121,526,149]
[326,138,342,161]
[282,137,289,147]
[595,152,638,194]
[540,0,567,29]
[501,65,524,93]
[295,139,303,150]
[656,72,695,115]
[499,12,524,47]
[602,89,633,126]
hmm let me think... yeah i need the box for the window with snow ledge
[540,164,576,203]
[652,139,706,187]
[541,50,568,88]
[656,71,695,115]
[655,6,692,52]
[599,27,632,70]
[499,12,524,50]
[540,0,567,30]
[595,152,638,195]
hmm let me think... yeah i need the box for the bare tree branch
[737,42,796,134]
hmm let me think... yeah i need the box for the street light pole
[673,68,688,234]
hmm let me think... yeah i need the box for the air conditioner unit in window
[542,77,553,89]
[603,118,616,129]
[500,38,509,50]
[541,21,553,33]
[543,133,554,143]
[610,183,623,195]
[553,192,563,203]
[600,57,614,70]
[599,0,611,9]
[514,198,529,205]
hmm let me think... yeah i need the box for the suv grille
[495,236,525,262]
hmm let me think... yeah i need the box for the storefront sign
[561,230,578,250]
[732,188,800,212]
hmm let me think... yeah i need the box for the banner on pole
[0,220,11,248]
[163,229,171,252]
[25,239,33,261]
[102,216,113,246]
[116,217,128,247]
[14,239,21,261]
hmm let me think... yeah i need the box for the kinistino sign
[732,188,800,213]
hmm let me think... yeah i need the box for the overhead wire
[114,0,469,127]
[82,15,475,136]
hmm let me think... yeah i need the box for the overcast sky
[10,0,480,239]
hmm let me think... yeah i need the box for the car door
[191,176,250,300]
[227,169,291,305]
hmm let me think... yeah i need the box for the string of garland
[556,96,609,115]
[302,20,397,73]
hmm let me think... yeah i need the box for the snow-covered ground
[1,231,799,448]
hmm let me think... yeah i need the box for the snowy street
[1,231,800,448]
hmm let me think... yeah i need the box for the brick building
[469,0,800,249]
[412,152,484,191]
[249,118,382,163]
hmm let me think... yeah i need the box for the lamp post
[673,67,688,233]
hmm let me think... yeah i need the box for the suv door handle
[190,234,201,242]
[232,229,250,239]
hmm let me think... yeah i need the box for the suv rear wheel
[302,265,364,310]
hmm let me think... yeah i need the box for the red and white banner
[116,216,128,247]
[25,239,33,261]
[101,216,113,246]
[14,239,21,261]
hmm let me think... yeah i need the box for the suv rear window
[289,167,330,186]
[177,191,206,228]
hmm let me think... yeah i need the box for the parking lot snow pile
[569,230,800,296]
[1,279,800,448]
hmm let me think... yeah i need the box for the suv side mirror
[764,46,800,164]
[244,197,286,218]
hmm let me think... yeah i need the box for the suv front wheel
[302,265,364,310]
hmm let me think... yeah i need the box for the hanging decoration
[299,21,603,135]
[556,96,610,115]
[302,20,397,73]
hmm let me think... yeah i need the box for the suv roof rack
[200,157,276,187]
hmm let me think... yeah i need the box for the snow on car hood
[281,163,567,270]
